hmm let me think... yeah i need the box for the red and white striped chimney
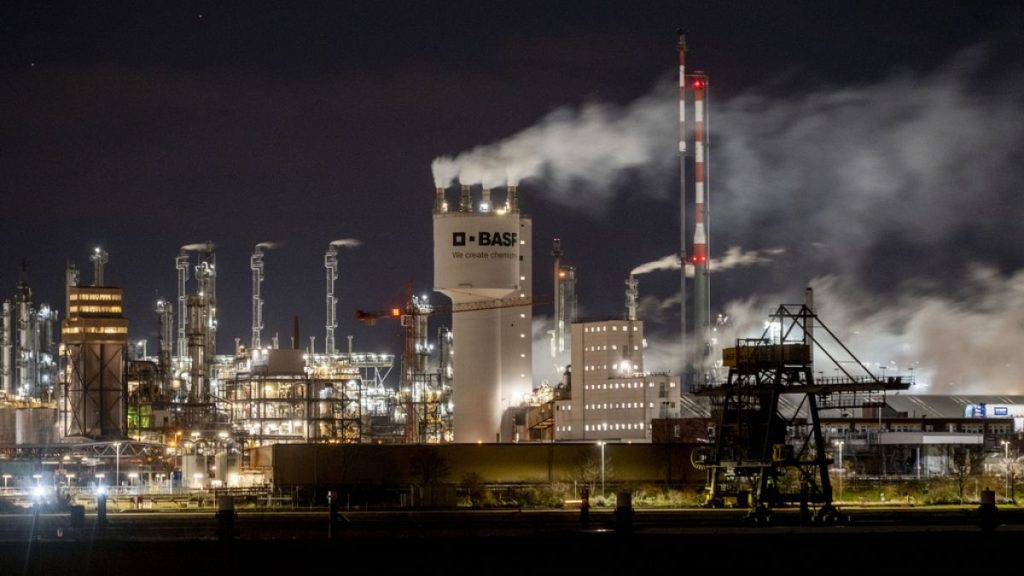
[692,73,708,266]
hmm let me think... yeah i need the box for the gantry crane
[694,290,909,523]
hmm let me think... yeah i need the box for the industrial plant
[0,33,1020,522]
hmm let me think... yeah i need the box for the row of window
[584,422,649,431]
[69,305,122,314]
[556,425,573,432]
[70,293,120,302]
[584,345,640,351]
[583,325,639,333]
[585,382,653,390]
[586,402,652,410]
[63,326,128,334]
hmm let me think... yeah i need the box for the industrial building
[548,277,683,442]
[433,183,533,443]
[3,33,1019,512]
[0,264,60,400]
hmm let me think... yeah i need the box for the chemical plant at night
[1,34,1021,541]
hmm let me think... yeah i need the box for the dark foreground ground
[1,507,1020,574]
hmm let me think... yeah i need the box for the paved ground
[1,506,1020,574]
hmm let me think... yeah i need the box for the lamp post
[833,440,844,503]
[1003,440,1011,500]
[2,474,10,493]
[597,441,606,497]
[114,441,121,493]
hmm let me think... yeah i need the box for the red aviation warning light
[692,78,705,89]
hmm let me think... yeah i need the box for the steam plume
[329,238,362,248]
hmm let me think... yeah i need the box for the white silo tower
[433,183,531,442]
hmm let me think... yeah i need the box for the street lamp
[1002,440,1011,500]
[597,441,606,497]
[114,441,122,493]
[833,440,844,503]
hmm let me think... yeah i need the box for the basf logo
[452,231,517,247]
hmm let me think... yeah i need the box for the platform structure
[695,301,909,522]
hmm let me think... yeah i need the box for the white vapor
[431,84,674,199]
[629,246,784,276]
[329,238,362,248]
[447,42,1024,395]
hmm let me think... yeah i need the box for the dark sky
[2,1,1022,391]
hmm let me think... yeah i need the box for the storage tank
[16,407,57,445]
[0,406,15,445]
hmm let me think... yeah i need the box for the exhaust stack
[251,242,276,350]
[325,239,361,355]
[90,247,109,287]
[677,30,689,382]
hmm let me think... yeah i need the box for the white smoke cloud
[629,246,784,276]
[631,254,682,276]
[449,42,1024,395]
[714,268,1024,395]
[329,238,362,248]
[431,84,675,199]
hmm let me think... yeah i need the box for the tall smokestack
[292,316,300,350]
[325,243,338,355]
[552,238,563,358]
[692,71,711,387]
[435,186,447,213]
[677,30,689,383]
[459,184,472,212]
[251,243,269,350]
[625,274,639,322]
[90,247,108,287]
[481,188,492,212]
[507,184,518,213]
[325,238,360,356]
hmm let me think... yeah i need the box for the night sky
[2,2,1022,392]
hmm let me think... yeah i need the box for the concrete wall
[269,443,702,488]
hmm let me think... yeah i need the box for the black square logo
[452,232,466,246]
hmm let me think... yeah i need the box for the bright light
[32,485,46,498]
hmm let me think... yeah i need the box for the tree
[409,446,449,485]
[948,446,986,502]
